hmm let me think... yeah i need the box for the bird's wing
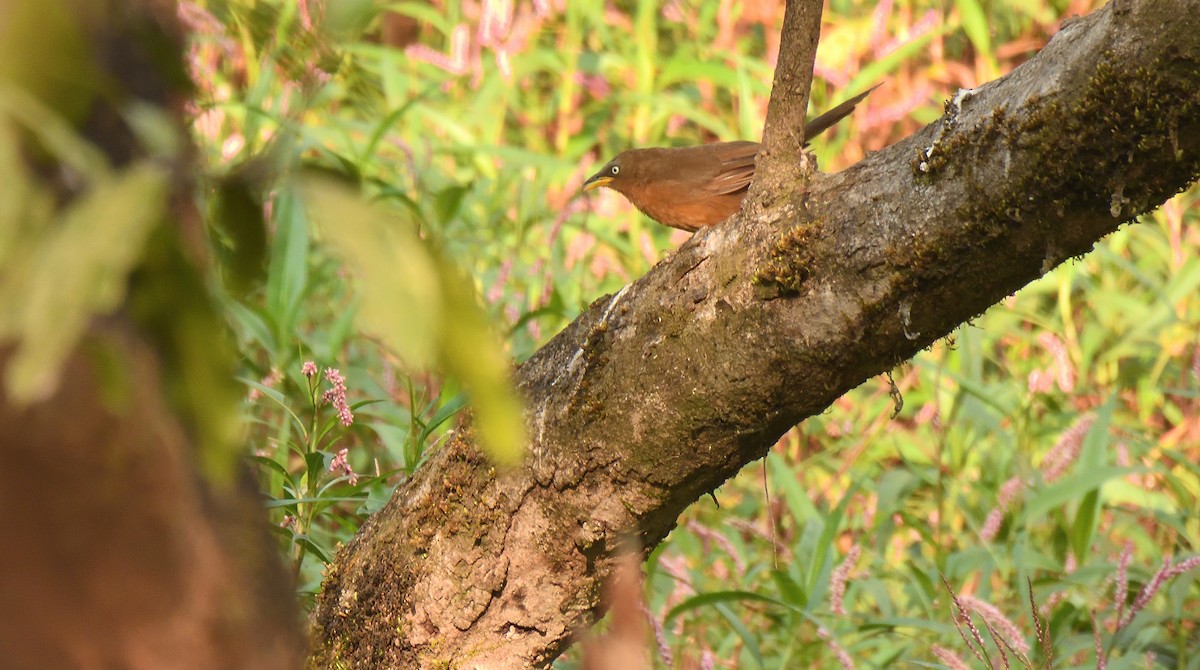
[703,141,760,195]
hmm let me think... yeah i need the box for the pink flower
[981,476,1025,542]
[1092,610,1106,670]
[959,594,1030,655]
[1041,414,1095,482]
[248,368,283,402]
[302,361,318,378]
[322,368,354,427]
[1029,332,1076,395]
[329,447,359,486]
[685,520,745,573]
[1191,343,1200,385]
[641,604,672,666]
[1114,542,1133,624]
[817,627,855,670]
[931,645,970,670]
[1038,332,1076,392]
[830,545,860,615]
[1120,555,1200,628]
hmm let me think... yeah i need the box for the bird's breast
[622,181,745,232]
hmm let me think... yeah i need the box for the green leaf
[302,173,525,464]
[433,184,470,226]
[0,161,167,402]
[264,188,309,348]
[770,569,808,608]
[1070,488,1101,560]
[251,455,296,484]
[302,173,441,367]
[211,169,268,292]
[1021,466,1137,522]
[807,482,859,595]
[295,535,333,564]
[858,617,957,635]
[265,496,365,509]
[715,603,765,668]
[954,0,993,56]
[224,300,276,352]
[305,450,330,487]
[665,590,783,623]
[417,393,468,445]
[434,265,526,464]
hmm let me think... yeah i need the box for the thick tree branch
[309,0,1200,667]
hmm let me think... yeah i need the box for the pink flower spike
[830,545,860,615]
[302,361,318,378]
[960,595,1030,655]
[1121,557,1172,628]
[931,645,970,670]
[1041,414,1095,483]
[981,476,1025,542]
[817,627,855,670]
[249,368,282,402]
[329,447,359,485]
[324,368,354,427]
[1114,542,1133,625]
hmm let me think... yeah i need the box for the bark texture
[309,0,1200,667]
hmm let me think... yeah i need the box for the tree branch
[308,0,1200,667]
[752,0,826,191]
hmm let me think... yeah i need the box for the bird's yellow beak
[582,174,613,192]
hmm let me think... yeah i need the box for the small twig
[886,370,903,419]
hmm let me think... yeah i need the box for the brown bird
[582,86,877,232]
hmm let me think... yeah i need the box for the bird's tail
[802,83,881,142]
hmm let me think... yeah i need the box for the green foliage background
[183,0,1199,667]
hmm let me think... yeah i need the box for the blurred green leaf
[434,262,527,465]
[1022,466,1138,523]
[302,173,525,464]
[211,169,268,292]
[0,161,167,403]
[1070,488,1101,560]
[954,0,993,57]
[434,183,470,226]
[715,602,765,668]
[301,173,440,365]
[0,0,98,124]
[666,590,783,623]
[265,188,311,347]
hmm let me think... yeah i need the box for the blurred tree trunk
[307,0,1200,667]
[0,1,301,668]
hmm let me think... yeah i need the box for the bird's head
[582,150,641,195]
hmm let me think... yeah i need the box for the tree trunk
[308,0,1200,667]
[0,1,302,667]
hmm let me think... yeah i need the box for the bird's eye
[610,165,620,175]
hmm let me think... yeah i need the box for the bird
[582,86,877,232]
